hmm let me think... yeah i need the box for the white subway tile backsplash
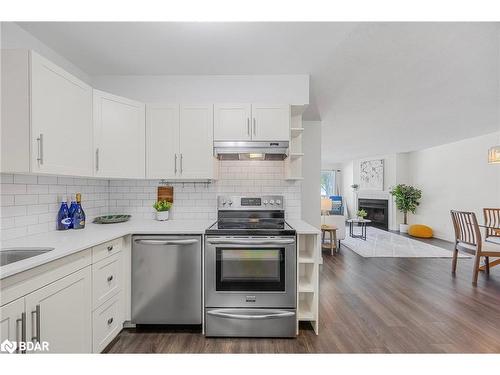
[2,205,27,217]
[13,174,38,184]
[1,174,109,240]
[1,195,15,206]
[2,184,27,195]
[26,184,49,194]
[37,176,58,185]
[1,162,301,240]
[14,195,39,206]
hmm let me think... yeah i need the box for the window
[321,170,336,197]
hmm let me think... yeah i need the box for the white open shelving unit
[285,109,304,180]
[297,233,320,334]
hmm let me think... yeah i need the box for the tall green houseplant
[389,184,422,227]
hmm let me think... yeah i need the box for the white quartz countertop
[0,218,319,279]
[287,219,321,234]
[0,218,213,279]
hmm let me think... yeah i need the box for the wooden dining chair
[450,210,500,285]
[483,208,500,244]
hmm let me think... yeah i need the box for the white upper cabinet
[251,104,290,141]
[93,90,146,179]
[146,104,180,179]
[179,105,214,179]
[145,104,214,180]
[213,104,290,142]
[214,103,251,141]
[1,50,93,176]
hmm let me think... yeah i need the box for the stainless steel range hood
[214,141,289,161]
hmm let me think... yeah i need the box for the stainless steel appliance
[214,141,289,160]
[132,235,202,324]
[205,195,296,337]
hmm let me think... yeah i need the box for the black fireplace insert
[358,198,389,231]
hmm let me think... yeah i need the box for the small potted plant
[389,184,422,233]
[357,209,367,220]
[153,200,172,221]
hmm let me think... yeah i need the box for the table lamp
[321,197,333,225]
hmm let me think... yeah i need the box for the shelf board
[298,277,314,292]
[285,177,304,181]
[290,128,304,137]
[289,153,304,158]
[298,255,315,264]
[298,308,315,321]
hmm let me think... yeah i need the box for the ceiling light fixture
[488,145,500,164]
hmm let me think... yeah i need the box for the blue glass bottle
[57,197,71,230]
[72,193,86,230]
[68,196,77,229]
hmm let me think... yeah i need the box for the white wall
[341,161,354,217]
[301,121,321,228]
[92,75,309,105]
[1,22,91,83]
[407,131,500,241]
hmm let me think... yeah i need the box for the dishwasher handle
[134,239,199,246]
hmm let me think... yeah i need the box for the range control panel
[217,195,284,210]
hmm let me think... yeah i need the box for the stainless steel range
[205,195,297,337]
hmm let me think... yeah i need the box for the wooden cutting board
[157,186,173,203]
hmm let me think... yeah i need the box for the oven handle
[134,239,199,245]
[207,309,295,320]
[206,239,295,245]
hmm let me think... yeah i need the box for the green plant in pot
[389,184,422,233]
[356,209,367,220]
[153,200,172,221]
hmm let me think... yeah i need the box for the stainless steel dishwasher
[131,235,202,324]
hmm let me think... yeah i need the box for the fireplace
[358,198,389,231]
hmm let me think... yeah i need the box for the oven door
[205,236,296,308]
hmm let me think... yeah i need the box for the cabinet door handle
[180,154,183,174]
[36,134,44,165]
[253,118,256,135]
[107,275,114,282]
[21,312,26,352]
[16,315,23,353]
[247,118,250,136]
[174,154,177,174]
[107,245,113,251]
[107,317,114,325]
[31,305,40,343]
[95,148,100,172]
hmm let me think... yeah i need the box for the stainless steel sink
[0,247,55,267]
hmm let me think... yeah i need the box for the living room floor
[106,240,500,353]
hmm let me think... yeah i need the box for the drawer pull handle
[107,317,114,325]
[107,245,113,251]
[107,275,114,282]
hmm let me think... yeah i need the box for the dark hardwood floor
[106,243,500,353]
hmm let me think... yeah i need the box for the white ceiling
[16,22,500,163]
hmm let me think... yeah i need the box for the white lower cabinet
[91,243,125,353]
[0,237,128,354]
[92,292,123,353]
[0,298,25,354]
[25,266,92,353]
[92,252,122,309]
